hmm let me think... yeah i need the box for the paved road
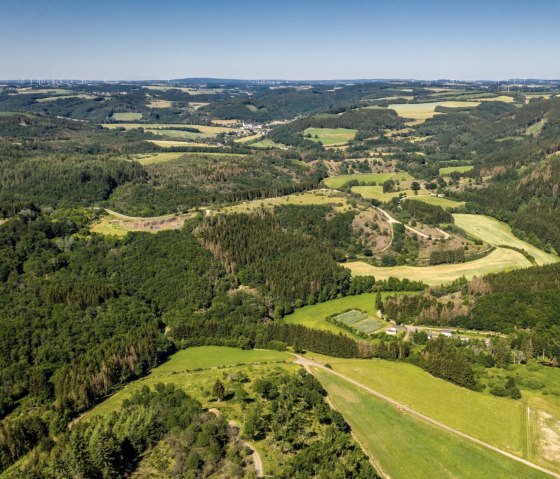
[294,355,560,479]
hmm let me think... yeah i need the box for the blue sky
[1,0,559,80]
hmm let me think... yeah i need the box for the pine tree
[376,290,384,314]
[213,379,226,401]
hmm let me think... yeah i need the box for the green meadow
[439,165,474,175]
[87,347,292,418]
[324,172,413,189]
[314,369,551,479]
[406,195,465,209]
[303,127,357,146]
[454,214,559,266]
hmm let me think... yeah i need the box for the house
[386,327,398,335]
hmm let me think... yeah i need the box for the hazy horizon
[2,0,559,81]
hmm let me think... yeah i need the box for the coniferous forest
[2,75,560,478]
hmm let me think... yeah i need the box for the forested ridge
[2,79,560,477]
[0,210,415,472]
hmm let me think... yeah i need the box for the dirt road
[209,409,263,478]
[294,355,559,479]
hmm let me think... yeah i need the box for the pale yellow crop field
[453,214,559,266]
[345,248,532,286]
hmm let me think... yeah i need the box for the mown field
[103,122,235,136]
[146,99,173,108]
[313,369,551,479]
[147,139,220,148]
[439,165,474,175]
[308,355,524,453]
[250,137,285,148]
[324,172,413,189]
[303,127,357,146]
[368,101,481,122]
[346,247,532,286]
[112,112,142,121]
[406,195,465,209]
[127,151,246,165]
[283,292,408,337]
[454,214,560,266]
[352,185,429,202]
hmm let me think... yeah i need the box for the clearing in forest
[439,165,474,175]
[406,195,465,209]
[303,127,357,146]
[90,209,193,236]
[367,101,481,122]
[112,112,142,121]
[217,190,353,214]
[324,172,413,189]
[282,292,415,338]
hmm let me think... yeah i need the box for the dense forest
[5,372,378,478]
[2,79,560,477]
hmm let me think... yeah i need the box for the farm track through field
[295,355,560,479]
[374,205,431,239]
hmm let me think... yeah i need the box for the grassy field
[235,133,262,143]
[406,195,465,209]
[324,172,413,189]
[303,127,357,146]
[129,152,187,165]
[345,247,533,286]
[454,214,559,266]
[143,85,222,95]
[90,219,131,237]
[147,139,220,148]
[477,95,516,103]
[36,94,95,102]
[90,210,192,236]
[131,151,246,165]
[87,347,292,418]
[333,309,384,334]
[218,189,352,214]
[308,356,524,453]
[16,88,72,95]
[103,123,234,135]
[351,185,429,202]
[368,101,481,122]
[283,292,410,337]
[112,112,142,121]
[250,138,285,148]
[313,369,551,479]
[146,99,173,108]
[145,129,208,140]
[439,165,474,175]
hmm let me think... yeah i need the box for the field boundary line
[295,355,560,478]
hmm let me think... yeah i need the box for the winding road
[374,205,433,240]
[294,355,560,479]
[208,409,263,478]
